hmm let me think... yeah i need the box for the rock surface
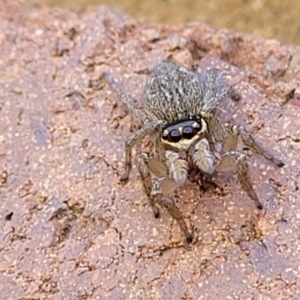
[0,1,300,299]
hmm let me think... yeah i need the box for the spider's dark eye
[169,129,181,143]
[182,126,194,139]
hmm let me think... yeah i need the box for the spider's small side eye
[192,121,201,132]
[162,130,169,140]
[182,126,194,139]
[169,129,181,143]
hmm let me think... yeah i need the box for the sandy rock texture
[1,1,300,299]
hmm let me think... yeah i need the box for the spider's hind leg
[200,69,241,111]
[103,72,146,122]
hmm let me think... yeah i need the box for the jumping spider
[105,61,283,243]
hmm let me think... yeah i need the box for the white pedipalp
[192,138,215,174]
[165,150,189,186]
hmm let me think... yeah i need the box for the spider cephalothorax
[105,60,284,243]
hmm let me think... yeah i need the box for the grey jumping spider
[105,61,283,243]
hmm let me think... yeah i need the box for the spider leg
[216,151,263,209]
[212,117,263,209]
[154,134,167,163]
[200,69,240,112]
[220,124,284,166]
[138,153,193,243]
[121,120,164,182]
[119,92,146,121]
[138,153,160,217]
[202,114,283,208]
[155,196,193,243]
[203,112,284,167]
[236,125,284,167]
[103,72,146,121]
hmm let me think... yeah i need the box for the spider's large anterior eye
[169,129,181,143]
[182,126,194,139]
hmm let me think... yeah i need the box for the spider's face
[161,116,208,151]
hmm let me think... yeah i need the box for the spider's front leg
[211,118,284,209]
[138,153,193,243]
[205,118,263,208]
[121,121,164,182]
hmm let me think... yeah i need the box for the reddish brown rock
[0,1,300,299]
